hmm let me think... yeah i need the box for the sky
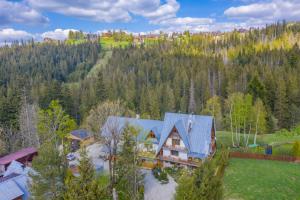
[1,0,300,43]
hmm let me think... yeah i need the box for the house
[101,116,163,150]
[68,129,94,151]
[101,113,216,168]
[156,113,216,168]
[0,161,32,200]
[0,147,37,175]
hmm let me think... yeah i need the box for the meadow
[224,158,300,200]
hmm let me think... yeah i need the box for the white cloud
[26,0,166,22]
[41,29,77,40]
[224,0,300,23]
[136,0,180,23]
[0,1,48,25]
[157,17,215,27]
[0,28,34,45]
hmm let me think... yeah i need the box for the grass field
[100,37,131,49]
[216,131,300,156]
[224,158,300,200]
[87,50,112,78]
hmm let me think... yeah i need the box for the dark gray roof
[71,129,92,140]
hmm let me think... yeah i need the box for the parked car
[67,153,76,161]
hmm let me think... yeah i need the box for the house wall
[166,137,185,148]
[179,152,188,160]
[179,140,185,148]
[166,138,172,146]
[152,144,158,151]
[163,149,170,156]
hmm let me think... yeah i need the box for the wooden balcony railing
[163,145,187,152]
[158,155,200,167]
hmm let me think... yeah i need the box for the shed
[68,129,94,151]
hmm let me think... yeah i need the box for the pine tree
[175,156,225,200]
[274,78,290,129]
[95,72,107,103]
[63,148,107,200]
[115,125,143,200]
[149,90,161,119]
[30,142,66,200]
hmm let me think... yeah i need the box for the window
[172,139,180,146]
[171,150,179,156]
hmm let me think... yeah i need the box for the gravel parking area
[143,170,177,200]
[69,143,109,171]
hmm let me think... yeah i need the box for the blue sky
[1,0,300,43]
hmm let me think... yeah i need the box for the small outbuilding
[68,129,94,151]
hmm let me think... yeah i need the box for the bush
[292,141,300,157]
[164,166,183,182]
[292,125,300,136]
[152,166,169,184]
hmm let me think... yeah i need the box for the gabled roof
[0,147,37,165]
[1,161,32,200]
[3,160,31,177]
[156,113,214,159]
[70,129,92,140]
[0,178,24,200]
[101,116,163,142]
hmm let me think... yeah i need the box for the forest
[1,21,300,153]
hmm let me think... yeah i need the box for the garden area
[224,158,300,200]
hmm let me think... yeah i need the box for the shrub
[152,166,169,184]
[292,124,300,136]
[292,141,300,157]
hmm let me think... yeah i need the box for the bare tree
[188,79,196,113]
[19,95,39,148]
[101,116,122,191]
[84,100,127,139]
[0,126,20,153]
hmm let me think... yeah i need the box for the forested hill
[102,22,300,132]
[1,22,300,153]
[0,42,100,86]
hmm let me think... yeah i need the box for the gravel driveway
[143,170,177,200]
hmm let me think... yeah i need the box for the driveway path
[143,170,177,200]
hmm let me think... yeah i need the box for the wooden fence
[229,152,300,163]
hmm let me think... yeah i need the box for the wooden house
[0,147,37,175]
[68,129,94,151]
[102,113,216,168]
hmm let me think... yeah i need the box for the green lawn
[224,158,300,200]
[216,131,300,156]
[100,38,131,49]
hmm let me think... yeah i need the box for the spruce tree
[30,141,66,200]
[95,72,107,103]
[115,125,143,200]
[63,148,107,200]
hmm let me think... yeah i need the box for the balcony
[163,145,187,152]
[158,155,200,167]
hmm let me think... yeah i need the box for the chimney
[188,114,194,133]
